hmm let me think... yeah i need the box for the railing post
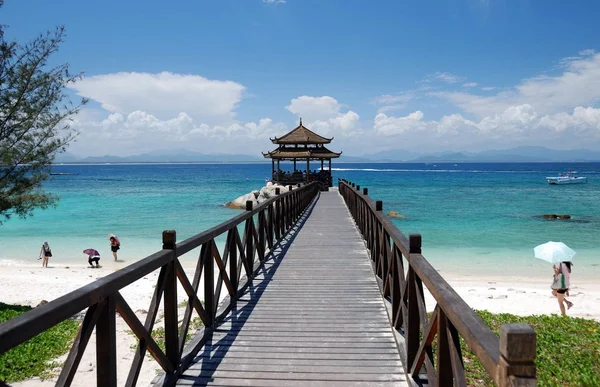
[356,185,360,191]
[203,241,214,327]
[96,296,117,386]
[246,201,254,274]
[406,234,422,371]
[498,324,537,386]
[376,200,382,211]
[162,230,179,367]
[363,188,368,195]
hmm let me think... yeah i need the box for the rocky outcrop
[225,182,292,210]
[536,214,572,220]
[387,211,404,218]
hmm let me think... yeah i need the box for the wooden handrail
[0,182,320,387]
[338,179,536,387]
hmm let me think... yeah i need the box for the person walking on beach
[551,261,574,315]
[109,235,120,261]
[39,241,52,268]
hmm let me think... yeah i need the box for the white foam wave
[330,167,571,173]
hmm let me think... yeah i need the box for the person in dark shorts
[109,236,120,261]
[551,261,573,315]
[39,241,52,268]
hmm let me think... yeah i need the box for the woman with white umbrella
[534,241,575,315]
[552,261,574,316]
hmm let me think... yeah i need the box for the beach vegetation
[0,0,87,224]
[459,311,600,386]
[0,302,79,383]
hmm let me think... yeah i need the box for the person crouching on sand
[552,261,574,315]
[84,249,101,268]
[39,241,52,268]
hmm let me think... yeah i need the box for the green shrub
[461,310,600,386]
[0,302,80,383]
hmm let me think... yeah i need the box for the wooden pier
[171,190,407,386]
[0,181,537,387]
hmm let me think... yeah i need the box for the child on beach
[551,261,574,316]
[39,242,52,268]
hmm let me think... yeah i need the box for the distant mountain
[52,146,600,164]
[361,149,424,162]
[54,150,263,163]
[338,155,370,162]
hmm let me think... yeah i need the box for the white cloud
[372,93,415,114]
[68,72,245,124]
[374,111,426,136]
[263,0,285,4]
[285,96,360,136]
[434,50,600,119]
[462,82,478,87]
[368,103,600,151]
[69,110,287,157]
[434,72,465,84]
[286,96,343,121]
[481,87,496,91]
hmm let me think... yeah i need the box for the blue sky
[3,0,600,156]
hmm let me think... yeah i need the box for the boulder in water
[225,184,291,210]
[536,214,572,220]
[387,211,404,218]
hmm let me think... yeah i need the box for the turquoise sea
[1,162,599,279]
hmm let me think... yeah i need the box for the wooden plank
[176,379,405,387]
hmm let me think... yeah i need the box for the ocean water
[1,162,599,278]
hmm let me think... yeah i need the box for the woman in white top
[552,261,573,315]
[39,241,52,268]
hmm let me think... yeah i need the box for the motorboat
[546,171,588,185]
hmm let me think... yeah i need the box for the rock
[65,266,70,269]
[537,214,572,220]
[494,295,508,299]
[387,211,404,218]
[516,290,526,294]
[488,287,496,290]
[36,300,48,307]
[135,309,148,314]
[225,184,291,210]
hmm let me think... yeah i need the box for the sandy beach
[2,260,599,386]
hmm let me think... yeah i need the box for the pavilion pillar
[276,159,280,184]
[329,159,332,187]
[271,159,274,179]
[306,159,310,182]
[320,159,324,171]
[293,159,296,172]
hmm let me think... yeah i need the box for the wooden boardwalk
[174,189,408,386]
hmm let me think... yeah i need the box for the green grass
[0,302,80,383]
[459,311,600,386]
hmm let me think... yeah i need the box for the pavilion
[262,118,342,188]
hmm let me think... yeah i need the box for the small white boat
[546,171,588,185]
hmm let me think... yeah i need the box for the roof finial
[299,117,302,126]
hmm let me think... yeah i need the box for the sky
[3,0,600,157]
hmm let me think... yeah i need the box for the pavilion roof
[270,118,332,144]
[262,146,342,160]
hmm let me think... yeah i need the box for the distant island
[55,146,600,164]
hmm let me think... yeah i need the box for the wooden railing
[339,179,536,387]
[0,182,320,387]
